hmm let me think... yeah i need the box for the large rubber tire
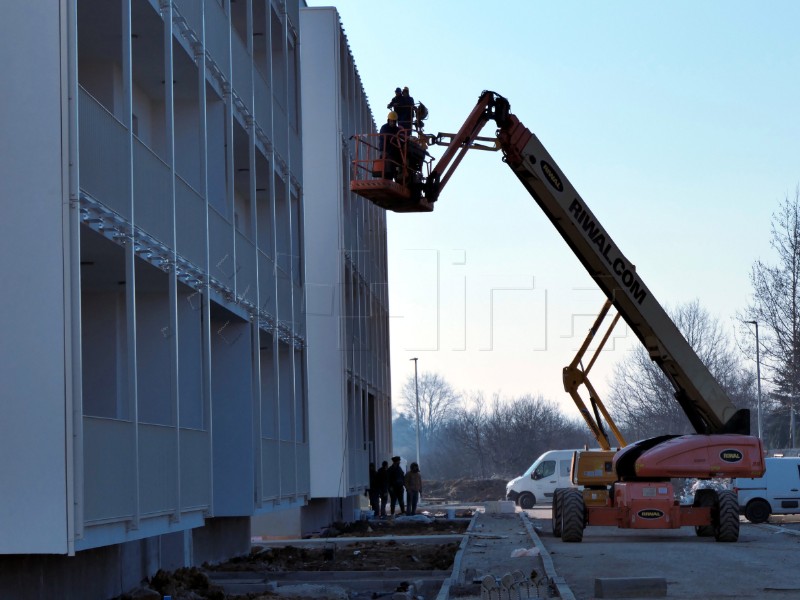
[744,498,771,524]
[693,489,716,537]
[560,488,585,543]
[714,490,740,542]
[694,525,714,537]
[519,492,536,510]
[552,488,564,537]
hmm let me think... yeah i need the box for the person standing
[394,86,415,133]
[387,456,406,516]
[367,463,380,517]
[405,462,423,516]
[377,460,389,518]
[387,86,402,111]
[378,112,400,179]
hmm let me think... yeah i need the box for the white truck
[505,449,578,509]
[735,457,800,523]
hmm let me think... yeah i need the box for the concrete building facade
[0,0,315,596]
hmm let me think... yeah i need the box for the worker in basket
[388,86,415,133]
[378,111,400,180]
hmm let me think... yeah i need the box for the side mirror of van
[531,472,540,481]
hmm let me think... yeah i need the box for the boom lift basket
[350,131,434,213]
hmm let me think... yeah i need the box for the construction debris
[480,569,543,599]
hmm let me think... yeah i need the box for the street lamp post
[746,321,763,440]
[410,358,420,466]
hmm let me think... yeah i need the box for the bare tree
[741,187,800,447]
[428,400,488,479]
[400,371,460,450]
[417,391,588,479]
[480,394,589,477]
[609,299,756,439]
[446,392,489,478]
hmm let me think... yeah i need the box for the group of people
[387,86,416,132]
[378,86,429,182]
[367,456,423,518]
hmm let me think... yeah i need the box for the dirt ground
[117,480,505,600]
[313,516,470,538]
[118,520,467,599]
[423,478,508,503]
[217,538,460,573]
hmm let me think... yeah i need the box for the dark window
[534,460,555,479]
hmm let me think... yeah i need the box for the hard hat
[395,87,401,93]
[388,111,398,121]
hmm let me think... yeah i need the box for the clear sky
[308,0,800,417]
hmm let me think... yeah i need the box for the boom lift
[350,91,764,542]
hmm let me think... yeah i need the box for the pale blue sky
[309,1,800,414]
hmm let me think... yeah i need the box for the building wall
[1,0,309,596]
[299,7,347,498]
[0,0,70,556]
[299,6,393,520]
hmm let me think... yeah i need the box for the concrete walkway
[438,507,575,599]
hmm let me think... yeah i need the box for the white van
[734,457,800,523]
[506,449,578,508]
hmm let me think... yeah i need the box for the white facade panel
[301,8,347,499]
[301,7,393,502]
[0,3,69,553]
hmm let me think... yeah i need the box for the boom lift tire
[552,488,564,537]
[518,492,536,509]
[560,488,585,543]
[744,498,771,524]
[693,488,717,537]
[714,490,740,542]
